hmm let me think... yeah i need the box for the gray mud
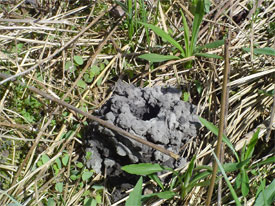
[84,80,200,199]
[85,80,200,171]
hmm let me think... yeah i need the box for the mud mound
[84,80,200,200]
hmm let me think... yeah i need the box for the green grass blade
[180,9,189,57]
[251,156,275,169]
[198,39,225,50]
[195,53,223,59]
[198,117,240,162]
[241,168,249,196]
[182,155,196,197]
[142,191,176,201]
[126,177,143,206]
[256,179,266,198]
[138,22,185,54]
[139,53,180,63]
[128,0,132,18]
[212,152,242,206]
[190,0,205,54]
[244,128,259,160]
[121,163,168,175]
[222,158,250,172]
[190,170,211,185]
[235,173,242,189]
[149,174,164,190]
[254,179,275,206]
[242,47,275,56]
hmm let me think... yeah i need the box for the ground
[0,0,274,206]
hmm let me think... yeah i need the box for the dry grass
[0,0,274,205]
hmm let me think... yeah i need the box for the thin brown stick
[206,38,230,206]
[0,73,180,160]
[218,2,232,205]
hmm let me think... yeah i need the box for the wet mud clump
[84,80,200,200]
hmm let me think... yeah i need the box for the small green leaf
[70,174,78,181]
[65,61,76,72]
[122,163,168,175]
[55,158,62,169]
[258,89,274,97]
[90,65,100,75]
[138,22,184,54]
[142,191,176,200]
[62,154,69,166]
[149,174,164,190]
[126,177,143,206]
[222,159,250,173]
[82,171,93,181]
[194,80,202,94]
[235,173,242,189]
[77,79,87,89]
[245,128,259,160]
[183,92,190,102]
[139,53,180,63]
[204,0,211,13]
[199,39,225,50]
[86,151,92,160]
[76,162,83,168]
[242,47,275,56]
[53,165,59,175]
[37,160,43,167]
[55,182,63,193]
[222,162,240,173]
[84,198,97,206]
[241,169,249,196]
[100,63,105,71]
[96,77,103,86]
[92,185,104,191]
[47,198,55,206]
[74,55,84,65]
[95,193,102,203]
[195,53,223,59]
[84,74,93,83]
[42,154,50,165]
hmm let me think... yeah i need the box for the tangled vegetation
[0,0,274,205]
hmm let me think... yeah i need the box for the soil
[84,80,201,201]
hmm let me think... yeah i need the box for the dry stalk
[206,38,230,206]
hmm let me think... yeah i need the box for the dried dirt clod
[85,80,201,174]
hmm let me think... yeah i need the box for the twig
[218,2,232,205]
[0,73,180,160]
[206,38,230,206]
